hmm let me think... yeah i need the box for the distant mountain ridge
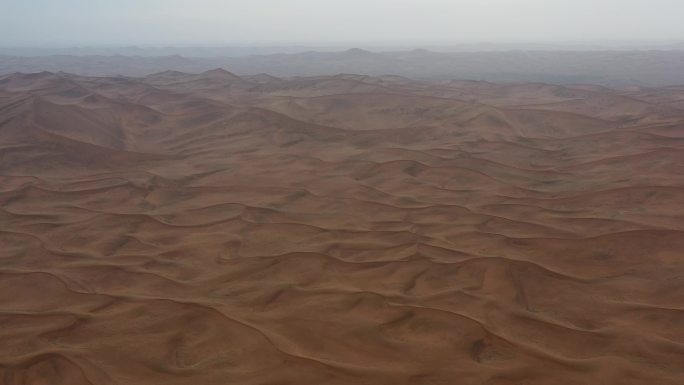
[3,49,684,85]
[3,42,684,57]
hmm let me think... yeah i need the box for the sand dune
[1,70,683,384]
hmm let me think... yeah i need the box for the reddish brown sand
[1,70,683,385]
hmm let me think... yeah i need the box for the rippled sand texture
[1,70,684,385]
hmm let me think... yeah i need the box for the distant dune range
[4,49,684,85]
[1,69,684,385]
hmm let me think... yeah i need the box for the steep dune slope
[1,71,683,385]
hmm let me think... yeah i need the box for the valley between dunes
[1,69,684,385]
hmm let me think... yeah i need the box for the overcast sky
[2,0,683,46]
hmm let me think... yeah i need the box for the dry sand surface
[1,69,683,385]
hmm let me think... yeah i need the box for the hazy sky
[2,0,683,46]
